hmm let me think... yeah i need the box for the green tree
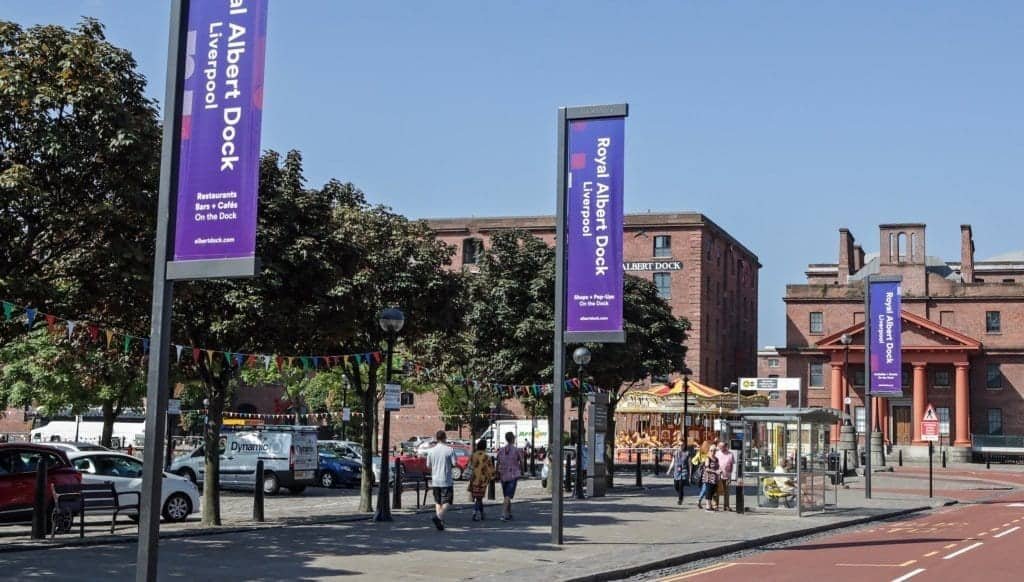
[0,19,160,313]
[0,327,146,446]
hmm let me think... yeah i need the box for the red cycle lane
[660,491,1024,582]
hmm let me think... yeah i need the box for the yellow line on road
[658,563,735,581]
[944,543,958,549]
[978,532,988,536]
[836,560,917,568]
[923,551,939,557]
[991,527,1000,532]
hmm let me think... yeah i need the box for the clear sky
[5,1,1023,348]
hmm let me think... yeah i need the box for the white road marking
[994,526,1020,538]
[892,568,926,582]
[943,542,983,560]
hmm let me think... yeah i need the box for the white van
[31,419,145,449]
[169,426,317,495]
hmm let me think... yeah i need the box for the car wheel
[162,493,192,522]
[452,466,463,480]
[287,485,306,494]
[177,468,197,484]
[320,472,335,488]
[263,471,281,495]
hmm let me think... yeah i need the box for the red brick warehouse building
[777,222,1024,460]
[377,212,761,443]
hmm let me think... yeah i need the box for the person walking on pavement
[668,440,691,505]
[468,439,495,521]
[426,430,456,531]
[496,431,524,521]
[698,452,720,511]
[715,441,736,512]
[691,440,711,486]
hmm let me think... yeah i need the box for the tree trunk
[355,362,377,513]
[201,369,227,526]
[100,401,115,448]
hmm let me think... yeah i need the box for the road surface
[658,488,1024,581]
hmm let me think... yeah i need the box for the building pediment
[816,310,981,352]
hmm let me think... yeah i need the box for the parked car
[318,440,363,461]
[0,444,82,526]
[170,426,318,495]
[315,449,361,488]
[66,451,200,522]
[451,447,471,480]
[372,453,428,484]
[45,442,112,453]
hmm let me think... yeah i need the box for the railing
[972,434,1024,449]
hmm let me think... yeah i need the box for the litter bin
[827,451,841,485]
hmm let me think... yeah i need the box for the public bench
[51,482,140,538]
[399,466,430,508]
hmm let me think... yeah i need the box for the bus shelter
[733,408,845,516]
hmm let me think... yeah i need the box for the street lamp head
[840,333,852,346]
[572,346,591,366]
[378,307,405,334]
[730,381,738,393]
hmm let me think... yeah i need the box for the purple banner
[565,117,625,334]
[173,0,268,262]
[869,280,902,396]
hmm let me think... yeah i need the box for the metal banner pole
[864,277,873,499]
[551,106,568,545]
[136,1,188,579]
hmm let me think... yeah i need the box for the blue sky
[5,1,1023,348]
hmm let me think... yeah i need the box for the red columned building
[777,222,1024,460]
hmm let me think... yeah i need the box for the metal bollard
[253,460,265,522]
[942,449,947,469]
[393,459,403,509]
[654,449,661,476]
[842,451,848,477]
[565,455,573,492]
[898,449,903,467]
[987,453,991,469]
[735,481,744,514]
[635,451,643,488]
[31,461,48,539]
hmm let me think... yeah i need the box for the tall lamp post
[572,347,591,500]
[373,307,405,523]
[680,368,693,482]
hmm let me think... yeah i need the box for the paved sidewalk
[0,471,984,582]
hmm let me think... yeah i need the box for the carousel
[614,378,769,454]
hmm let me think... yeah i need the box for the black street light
[373,307,405,523]
[680,368,693,483]
[572,346,591,500]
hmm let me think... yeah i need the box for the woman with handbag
[467,439,495,521]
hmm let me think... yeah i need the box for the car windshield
[93,455,143,478]
[320,450,339,459]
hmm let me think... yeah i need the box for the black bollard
[654,449,661,476]
[842,451,848,477]
[31,461,48,539]
[987,453,991,469]
[898,449,903,467]
[564,455,573,492]
[393,459,403,509]
[942,449,947,469]
[735,481,744,514]
[635,451,643,488]
[253,460,265,522]
[928,441,934,498]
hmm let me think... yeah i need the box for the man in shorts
[426,429,455,530]
[496,431,524,521]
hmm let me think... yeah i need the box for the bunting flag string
[182,409,528,423]
[1,298,381,374]
[399,357,607,398]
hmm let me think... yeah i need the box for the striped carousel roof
[646,378,723,398]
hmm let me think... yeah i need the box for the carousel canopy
[646,378,723,398]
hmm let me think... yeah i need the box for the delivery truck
[480,418,549,451]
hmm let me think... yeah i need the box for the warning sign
[921,404,940,442]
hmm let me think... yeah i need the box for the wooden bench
[51,482,140,538]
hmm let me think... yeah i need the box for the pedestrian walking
[698,453,720,511]
[715,441,736,511]
[690,440,711,486]
[496,431,524,521]
[667,441,691,505]
[468,439,495,521]
[426,430,456,531]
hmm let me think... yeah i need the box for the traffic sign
[921,404,940,442]
[739,377,801,391]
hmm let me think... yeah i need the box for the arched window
[897,233,908,262]
[462,237,484,265]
